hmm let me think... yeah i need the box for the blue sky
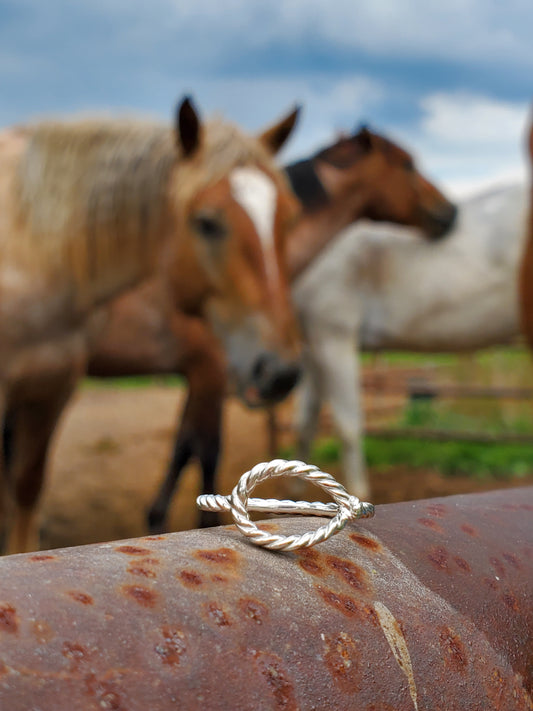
[1,0,531,196]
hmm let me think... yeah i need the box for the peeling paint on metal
[374,600,418,711]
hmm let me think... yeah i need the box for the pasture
[39,345,533,550]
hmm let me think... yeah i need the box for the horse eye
[404,159,415,172]
[190,213,227,240]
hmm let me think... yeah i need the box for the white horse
[292,182,528,498]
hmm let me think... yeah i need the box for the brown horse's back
[519,117,533,345]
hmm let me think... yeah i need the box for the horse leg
[4,380,77,555]
[147,384,224,532]
[312,332,369,499]
[295,350,323,463]
[147,416,194,534]
[193,429,222,529]
[151,365,224,534]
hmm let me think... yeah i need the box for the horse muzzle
[244,352,301,407]
[423,202,458,239]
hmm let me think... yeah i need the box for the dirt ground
[39,383,533,550]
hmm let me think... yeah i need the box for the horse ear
[259,106,301,155]
[355,124,373,152]
[176,96,201,157]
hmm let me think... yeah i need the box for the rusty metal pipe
[0,488,531,710]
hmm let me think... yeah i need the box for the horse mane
[284,159,330,212]
[314,128,411,171]
[12,115,275,298]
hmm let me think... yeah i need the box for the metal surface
[0,487,531,710]
[197,459,375,550]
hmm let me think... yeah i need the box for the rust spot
[349,532,382,552]
[122,585,158,607]
[315,586,377,623]
[62,641,88,671]
[252,651,297,711]
[31,620,55,644]
[460,523,478,537]
[417,517,444,533]
[502,552,521,569]
[0,603,18,634]
[326,555,369,592]
[439,627,467,673]
[98,691,122,710]
[29,554,57,562]
[427,546,450,571]
[205,602,231,627]
[127,564,157,579]
[211,574,228,584]
[298,549,324,576]
[323,631,362,693]
[486,668,506,704]
[144,535,165,541]
[66,590,94,605]
[490,557,506,579]
[258,523,280,533]
[115,545,152,556]
[195,547,238,566]
[139,557,160,566]
[155,626,186,666]
[85,676,124,710]
[483,576,499,591]
[364,705,397,711]
[0,661,7,677]
[179,570,203,587]
[454,557,471,573]
[502,590,519,612]
[426,503,447,518]
[239,598,268,625]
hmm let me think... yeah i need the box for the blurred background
[1,0,530,195]
[1,0,532,548]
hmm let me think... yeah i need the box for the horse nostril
[445,203,458,229]
[251,355,301,403]
[428,202,458,239]
[252,354,270,383]
[269,363,301,401]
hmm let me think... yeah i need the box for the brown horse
[88,124,457,532]
[0,98,301,553]
[519,116,533,344]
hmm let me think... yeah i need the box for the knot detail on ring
[196,459,375,551]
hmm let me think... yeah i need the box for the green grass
[280,434,533,480]
[280,345,533,480]
[82,374,185,389]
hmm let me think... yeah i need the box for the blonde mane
[10,115,275,300]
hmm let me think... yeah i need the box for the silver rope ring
[196,459,375,551]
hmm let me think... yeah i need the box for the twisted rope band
[197,459,375,551]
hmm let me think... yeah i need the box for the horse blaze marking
[230,167,279,286]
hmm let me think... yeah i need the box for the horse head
[307,124,457,240]
[166,98,302,407]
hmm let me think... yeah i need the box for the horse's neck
[287,196,365,281]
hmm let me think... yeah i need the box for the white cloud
[400,92,530,197]
[421,93,528,145]
[4,0,531,73]
[145,0,533,67]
